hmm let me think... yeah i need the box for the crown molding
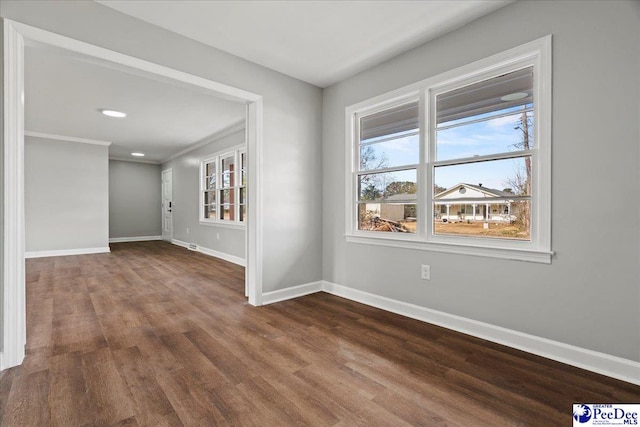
[25,131,112,146]
[109,156,161,165]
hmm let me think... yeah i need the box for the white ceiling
[25,45,247,163]
[98,0,513,88]
[24,1,513,162]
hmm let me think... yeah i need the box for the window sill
[345,234,553,264]
[199,221,246,230]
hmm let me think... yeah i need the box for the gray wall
[25,137,109,252]
[322,0,640,362]
[109,160,161,239]
[4,0,638,366]
[162,129,245,260]
[0,0,323,292]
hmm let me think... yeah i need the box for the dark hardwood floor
[0,241,638,426]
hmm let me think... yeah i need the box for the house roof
[367,184,514,203]
[383,192,417,202]
[435,183,515,199]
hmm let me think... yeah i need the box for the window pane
[241,152,247,186]
[204,205,215,219]
[434,199,530,240]
[221,171,234,188]
[205,161,216,190]
[434,157,531,199]
[358,203,417,233]
[206,162,216,177]
[204,191,216,205]
[436,67,534,161]
[239,188,246,204]
[358,169,417,202]
[221,154,235,188]
[206,174,216,190]
[434,157,531,240]
[360,132,419,171]
[220,189,233,204]
[219,204,233,221]
[239,204,246,222]
[221,155,235,174]
[436,108,533,161]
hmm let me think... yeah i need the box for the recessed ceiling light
[131,152,145,157]
[99,109,127,118]
[500,92,528,102]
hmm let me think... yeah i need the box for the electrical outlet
[216,232,220,240]
[421,264,431,280]
[186,227,190,234]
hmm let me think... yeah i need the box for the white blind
[437,67,533,124]
[360,101,419,141]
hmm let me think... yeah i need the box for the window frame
[345,36,552,263]
[199,144,247,228]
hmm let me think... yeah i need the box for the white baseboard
[109,235,162,243]
[321,281,640,386]
[171,239,189,249]
[197,245,246,267]
[171,239,246,267]
[0,348,24,372]
[25,246,111,259]
[262,281,324,305]
[256,279,640,386]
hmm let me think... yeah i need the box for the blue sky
[361,107,532,192]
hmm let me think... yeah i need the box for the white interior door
[162,169,173,241]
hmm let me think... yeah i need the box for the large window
[200,146,246,226]
[346,37,552,263]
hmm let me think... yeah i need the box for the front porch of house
[435,201,514,223]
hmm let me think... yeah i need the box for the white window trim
[345,35,553,264]
[199,144,247,227]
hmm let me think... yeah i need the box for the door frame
[1,19,264,371]
[161,168,173,242]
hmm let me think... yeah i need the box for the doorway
[2,19,264,371]
[161,169,173,242]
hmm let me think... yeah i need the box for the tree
[385,181,416,197]
[507,107,533,230]
[359,146,388,174]
[512,105,533,196]
[505,168,529,230]
[359,146,389,198]
[360,183,381,201]
[434,184,447,194]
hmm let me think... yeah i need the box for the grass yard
[363,216,529,240]
[434,221,529,240]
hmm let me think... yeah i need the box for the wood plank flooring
[1,241,638,426]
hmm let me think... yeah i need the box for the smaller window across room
[200,145,247,227]
[346,36,552,263]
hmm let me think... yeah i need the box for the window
[433,67,533,239]
[346,36,552,263]
[200,146,246,226]
[357,100,419,234]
